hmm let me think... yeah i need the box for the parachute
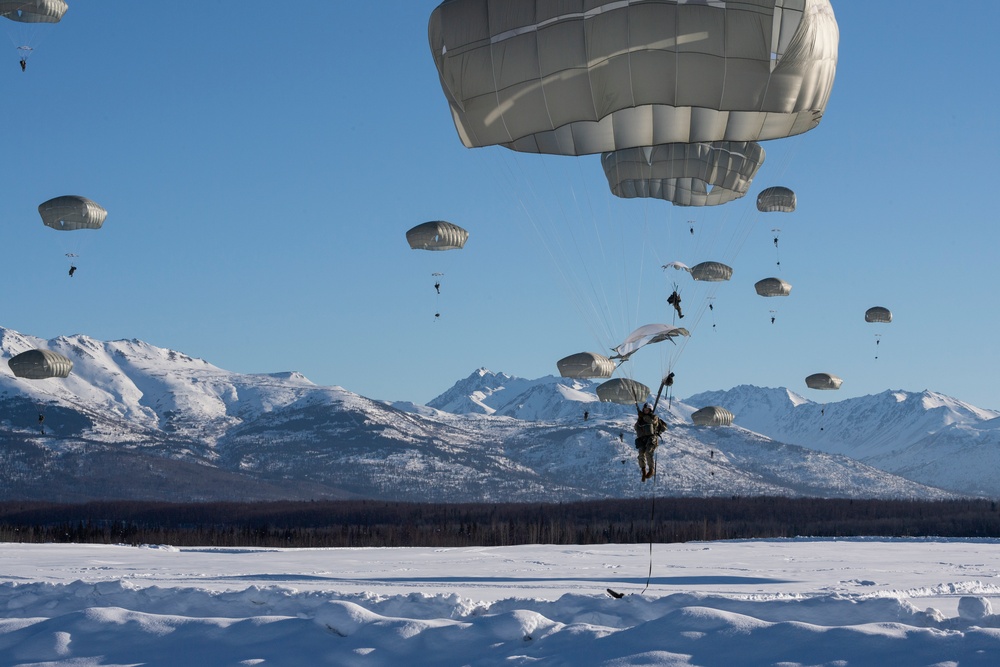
[600,142,765,207]
[596,378,650,405]
[407,221,468,320]
[805,372,842,390]
[38,195,106,231]
[8,348,72,379]
[865,307,891,359]
[0,0,67,66]
[0,1,66,22]
[557,352,615,379]
[756,186,797,213]
[406,221,468,251]
[865,306,892,323]
[690,262,733,283]
[664,261,733,282]
[754,277,792,297]
[610,323,690,362]
[428,0,839,155]
[691,406,734,427]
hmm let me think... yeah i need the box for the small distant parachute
[601,142,765,207]
[756,186,797,213]
[596,378,650,405]
[691,406,734,427]
[610,324,690,362]
[805,372,842,390]
[754,278,792,297]
[428,0,840,155]
[406,221,468,251]
[8,349,72,379]
[557,352,615,379]
[38,195,107,231]
[865,306,892,323]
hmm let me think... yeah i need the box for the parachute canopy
[754,277,792,297]
[0,0,67,23]
[805,372,842,390]
[601,142,764,207]
[610,323,689,361]
[865,306,892,323]
[38,196,107,231]
[691,405,734,427]
[406,220,468,251]
[690,261,733,282]
[596,378,650,405]
[428,0,839,155]
[756,186,796,213]
[556,352,615,379]
[8,349,72,379]
[664,261,733,282]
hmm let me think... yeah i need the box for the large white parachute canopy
[8,348,72,379]
[596,378,650,405]
[691,406,734,426]
[428,0,839,155]
[805,372,842,390]
[406,220,468,251]
[610,323,690,362]
[38,195,106,231]
[556,352,615,379]
[865,306,892,323]
[600,142,764,206]
[756,186,797,213]
[754,277,792,297]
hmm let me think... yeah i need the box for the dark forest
[0,497,997,548]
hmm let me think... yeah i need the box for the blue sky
[3,2,999,409]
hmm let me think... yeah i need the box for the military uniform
[635,405,667,481]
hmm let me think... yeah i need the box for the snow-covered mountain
[684,385,1000,496]
[0,325,989,502]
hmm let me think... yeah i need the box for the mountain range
[1,326,997,502]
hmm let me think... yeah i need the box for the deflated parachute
[8,349,72,379]
[596,378,650,405]
[691,406,734,427]
[428,0,839,155]
[610,324,689,362]
[557,352,615,379]
[756,186,797,213]
[601,142,764,207]
[805,372,842,390]
[406,221,469,251]
[38,196,106,231]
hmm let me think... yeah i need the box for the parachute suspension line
[490,150,618,350]
[639,484,655,596]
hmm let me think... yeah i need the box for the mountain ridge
[0,326,994,501]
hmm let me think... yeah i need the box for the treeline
[0,497,997,548]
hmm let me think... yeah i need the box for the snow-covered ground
[1,539,999,665]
